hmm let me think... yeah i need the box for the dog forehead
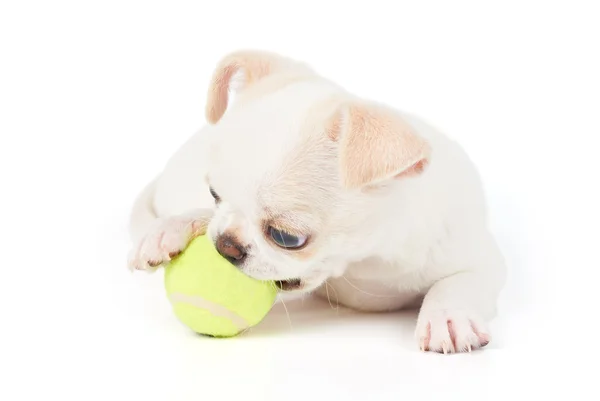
[209,81,339,186]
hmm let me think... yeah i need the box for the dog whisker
[269,281,293,331]
[278,295,293,331]
[325,281,339,311]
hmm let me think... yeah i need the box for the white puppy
[128,50,506,353]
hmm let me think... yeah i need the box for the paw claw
[415,309,490,354]
[168,250,182,259]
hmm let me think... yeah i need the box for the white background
[1,1,598,400]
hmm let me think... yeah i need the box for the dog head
[203,50,431,293]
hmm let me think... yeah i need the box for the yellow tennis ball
[164,235,277,337]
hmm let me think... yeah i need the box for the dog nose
[215,235,247,264]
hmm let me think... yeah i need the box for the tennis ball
[164,235,277,337]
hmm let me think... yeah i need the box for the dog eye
[268,227,307,249]
[209,187,220,203]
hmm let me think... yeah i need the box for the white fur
[128,50,506,353]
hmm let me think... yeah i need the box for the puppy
[128,50,506,353]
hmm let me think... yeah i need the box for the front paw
[128,216,207,272]
[415,308,490,354]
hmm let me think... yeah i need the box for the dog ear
[332,101,431,189]
[205,50,312,124]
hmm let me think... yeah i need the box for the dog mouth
[274,279,302,291]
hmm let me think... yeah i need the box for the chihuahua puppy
[128,50,506,353]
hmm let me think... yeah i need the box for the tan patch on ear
[206,53,272,124]
[326,110,343,142]
[339,102,431,189]
[394,159,428,179]
[205,50,313,124]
